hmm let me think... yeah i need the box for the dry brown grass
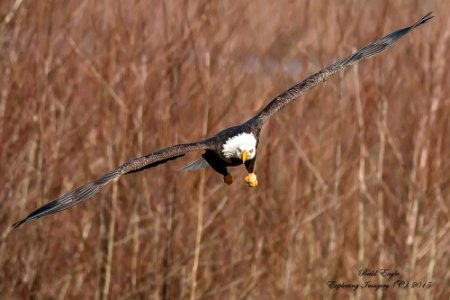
[1,1,449,299]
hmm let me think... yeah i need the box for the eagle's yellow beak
[241,150,248,163]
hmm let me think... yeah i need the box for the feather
[179,157,210,171]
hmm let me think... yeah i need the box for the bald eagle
[13,13,433,228]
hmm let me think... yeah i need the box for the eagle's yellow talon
[223,174,233,185]
[244,173,258,187]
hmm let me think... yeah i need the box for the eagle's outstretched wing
[251,12,433,127]
[12,141,211,228]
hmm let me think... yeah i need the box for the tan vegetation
[1,1,449,299]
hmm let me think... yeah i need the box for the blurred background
[1,0,449,299]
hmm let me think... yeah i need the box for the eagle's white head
[222,133,257,162]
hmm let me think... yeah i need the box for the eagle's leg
[244,157,258,187]
[202,152,233,185]
[223,174,233,185]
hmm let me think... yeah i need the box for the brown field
[1,1,449,299]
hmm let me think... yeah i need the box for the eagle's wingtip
[11,219,27,229]
[415,12,434,28]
